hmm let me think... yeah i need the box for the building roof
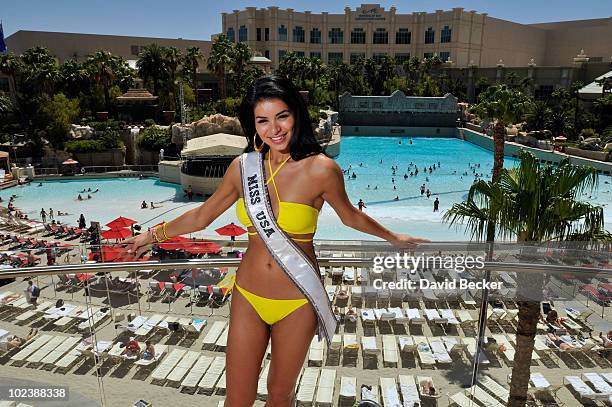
[116,88,159,102]
[250,55,271,63]
[182,133,247,157]
[579,70,612,100]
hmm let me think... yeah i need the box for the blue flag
[0,21,7,53]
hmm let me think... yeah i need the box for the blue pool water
[3,137,611,241]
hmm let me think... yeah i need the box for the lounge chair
[479,375,509,403]
[398,375,420,407]
[424,309,447,324]
[40,336,80,366]
[417,376,441,402]
[180,355,214,391]
[339,376,357,405]
[429,338,452,364]
[315,369,336,407]
[151,348,187,383]
[382,335,399,367]
[202,321,226,351]
[198,356,225,395]
[215,325,229,350]
[380,377,402,407]
[564,375,599,401]
[308,337,324,367]
[582,373,612,400]
[465,385,505,407]
[413,336,435,366]
[11,334,53,362]
[134,314,165,337]
[405,308,425,325]
[449,391,474,407]
[166,350,201,385]
[296,367,319,406]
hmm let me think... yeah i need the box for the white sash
[239,152,337,344]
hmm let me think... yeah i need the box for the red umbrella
[215,223,247,237]
[157,235,192,251]
[62,158,79,165]
[101,228,132,240]
[183,241,222,255]
[106,216,137,229]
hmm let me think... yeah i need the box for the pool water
[4,136,611,241]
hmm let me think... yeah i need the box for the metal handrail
[0,259,608,279]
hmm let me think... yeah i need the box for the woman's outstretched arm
[314,155,428,247]
[126,157,241,256]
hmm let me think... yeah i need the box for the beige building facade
[222,3,612,69]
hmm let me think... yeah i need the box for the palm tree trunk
[492,120,506,182]
[508,300,540,406]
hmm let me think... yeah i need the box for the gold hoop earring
[253,133,264,152]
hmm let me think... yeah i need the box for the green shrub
[144,118,156,127]
[98,129,123,149]
[65,139,105,153]
[138,126,171,151]
[88,119,121,131]
[37,93,80,148]
[214,97,242,117]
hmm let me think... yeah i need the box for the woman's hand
[389,233,430,249]
[124,231,154,259]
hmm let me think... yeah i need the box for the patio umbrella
[183,241,222,255]
[62,158,79,165]
[106,216,137,229]
[157,235,192,251]
[100,227,132,240]
[215,223,247,237]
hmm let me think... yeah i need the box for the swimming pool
[4,136,611,241]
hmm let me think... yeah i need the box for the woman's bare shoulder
[305,153,340,179]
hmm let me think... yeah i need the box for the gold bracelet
[152,226,162,243]
[162,223,170,241]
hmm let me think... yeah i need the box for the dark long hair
[238,75,324,161]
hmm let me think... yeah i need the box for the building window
[396,28,411,44]
[350,53,365,64]
[296,51,305,57]
[257,28,262,41]
[130,45,140,56]
[439,51,450,62]
[373,28,388,44]
[310,28,321,44]
[395,53,410,64]
[239,25,248,42]
[279,50,287,60]
[310,51,321,59]
[373,53,386,64]
[328,52,343,63]
[278,25,288,41]
[424,52,434,59]
[264,50,270,59]
[425,27,435,44]
[293,26,305,43]
[351,28,366,44]
[227,27,235,43]
[441,26,452,43]
[265,28,270,41]
[329,28,343,44]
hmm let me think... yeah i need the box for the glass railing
[0,241,609,407]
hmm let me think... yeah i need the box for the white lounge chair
[166,350,200,385]
[380,377,402,407]
[257,361,270,400]
[465,385,504,407]
[413,336,435,366]
[405,308,425,325]
[296,367,319,406]
[582,373,612,400]
[180,355,214,390]
[202,321,226,350]
[440,309,459,325]
[134,345,168,367]
[315,369,336,407]
[382,335,399,367]
[40,336,80,365]
[308,337,324,367]
[151,348,187,382]
[429,339,452,364]
[479,375,509,403]
[11,334,52,362]
[339,376,356,405]
[564,375,598,401]
[198,356,225,394]
[398,375,420,407]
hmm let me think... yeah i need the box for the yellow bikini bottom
[217,271,309,325]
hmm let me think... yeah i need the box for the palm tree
[0,53,23,108]
[85,51,116,112]
[137,44,166,96]
[444,150,604,406]
[21,47,59,96]
[183,46,203,90]
[230,42,253,97]
[524,100,550,132]
[207,34,233,99]
[59,59,89,99]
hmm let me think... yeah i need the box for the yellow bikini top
[236,154,319,238]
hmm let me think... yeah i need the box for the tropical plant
[0,53,23,107]
[137,44,167,96]
[0,94,13,114]
[20,46,60,97]
[524,100,550,132]
[36,93,80,147]
[183,46,203,91]
[444,150,604,406]
[207,34,233,99]
[138,126,171,151]
[84,51,117,112]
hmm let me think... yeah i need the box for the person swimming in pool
[125,75,428,407]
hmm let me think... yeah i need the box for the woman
[126,75,428,406]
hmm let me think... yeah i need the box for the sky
[2,0,611,41]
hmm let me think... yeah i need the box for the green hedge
[138,126,171,151]
[65,139,105,153]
